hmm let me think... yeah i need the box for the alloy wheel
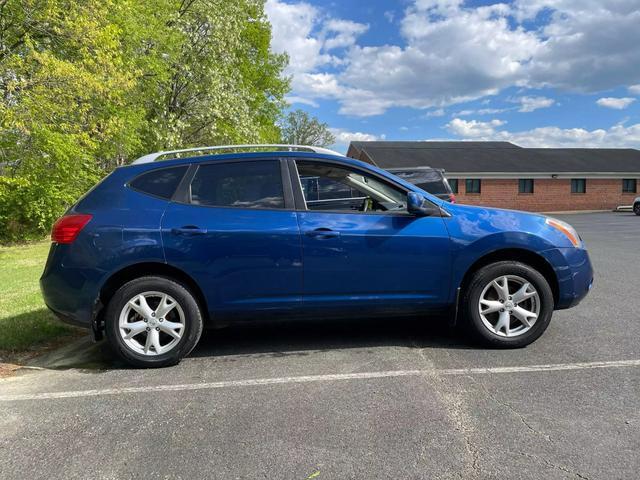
[478,275,540,337]
[118,291,186,356]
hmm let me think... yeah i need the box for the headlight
[545,217,582,248]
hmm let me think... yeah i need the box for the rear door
[161,158,303,319]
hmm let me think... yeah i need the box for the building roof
[347,141,640,177]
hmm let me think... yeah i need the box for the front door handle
[305,228,341,239]
[171,226,208,236]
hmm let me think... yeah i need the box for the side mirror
[407,192,438,216]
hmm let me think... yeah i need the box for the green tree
[280,109,336,147]
[0,0,289,242]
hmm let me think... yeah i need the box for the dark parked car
[41,145,593,367]
[387,167,456,203]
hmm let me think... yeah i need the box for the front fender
[442,205,562,303]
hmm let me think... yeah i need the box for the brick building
[347,141,640,212]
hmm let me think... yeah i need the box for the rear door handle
[171,226,208,236]
[305,228,341,239]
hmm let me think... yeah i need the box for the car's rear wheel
[105,276,203,368]
[634,202,640,216]
[461,261,554,348]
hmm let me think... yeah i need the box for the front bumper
[541,247,594,310]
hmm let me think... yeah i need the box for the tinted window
[391,170,449,195]
[448,179,458,194]
[190,161,284,209]
[466,179,481,194]
[129,166,188,199]
[519,179,534,194]
[571,179,586,194]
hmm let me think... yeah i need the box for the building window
[571,178,586,194]
[465,179,481,194]
[448,179,458,194]
[622,179,637,193]
[518,179,534,194]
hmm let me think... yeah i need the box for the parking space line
[1,359,639,402]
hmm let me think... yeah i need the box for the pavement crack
[469,375,552,442]
[516,451,590,479]
[410,340,482,478]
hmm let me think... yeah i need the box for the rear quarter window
[129,166,188,199]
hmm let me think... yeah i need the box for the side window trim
[287,158,307,210]
[172,163,198,203]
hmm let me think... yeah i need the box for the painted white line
[1,359,639,402]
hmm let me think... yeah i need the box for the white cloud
[329,128,385,152]
[446,118,506,138]
[330,128,383,143]
[515,96,555,112]
[425,108,446,117]
[267,0,640,117]
[322,19,368,51]
[596,97,636,110]
[445,117,640,148]
[629,84,640,95]
[285,96,319,108]
[454,108,510,116]
[265,0,326,76]
[516,1,640,92]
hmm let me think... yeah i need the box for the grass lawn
[0,241,79,361]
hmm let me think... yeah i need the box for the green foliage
[280,109,336,148]
[0,0,290,242]
[0,240,76,355]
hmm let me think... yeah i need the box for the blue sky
[265,0,640,152]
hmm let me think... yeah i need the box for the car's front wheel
[634,202,640,216]
[105,276,203,368]
[462,261,554,348]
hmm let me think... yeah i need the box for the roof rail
[132,144,344,164]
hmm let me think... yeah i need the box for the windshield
[391,170,450,195]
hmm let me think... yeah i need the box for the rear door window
[190,160,284,209]
[129,166,188,199]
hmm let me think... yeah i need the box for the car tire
[461,261,554,348]
[634,203,640,216]
[105,276,203,368]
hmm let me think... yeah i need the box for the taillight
[449,193,456,203]
[51,214,92,244]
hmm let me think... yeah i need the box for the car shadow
[189,315,477,361]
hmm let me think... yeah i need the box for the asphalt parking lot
[1,212,639,479]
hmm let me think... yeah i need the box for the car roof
[121,151,369,171]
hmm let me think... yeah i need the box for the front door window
[296,161,407,213]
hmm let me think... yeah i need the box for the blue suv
[41,145,593,367]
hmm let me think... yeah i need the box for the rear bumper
[541,247,594,310]
[40,244,97,329]
[40,275,94,329]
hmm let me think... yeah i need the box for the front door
[292,159,452,315]
[162,159,302,319]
